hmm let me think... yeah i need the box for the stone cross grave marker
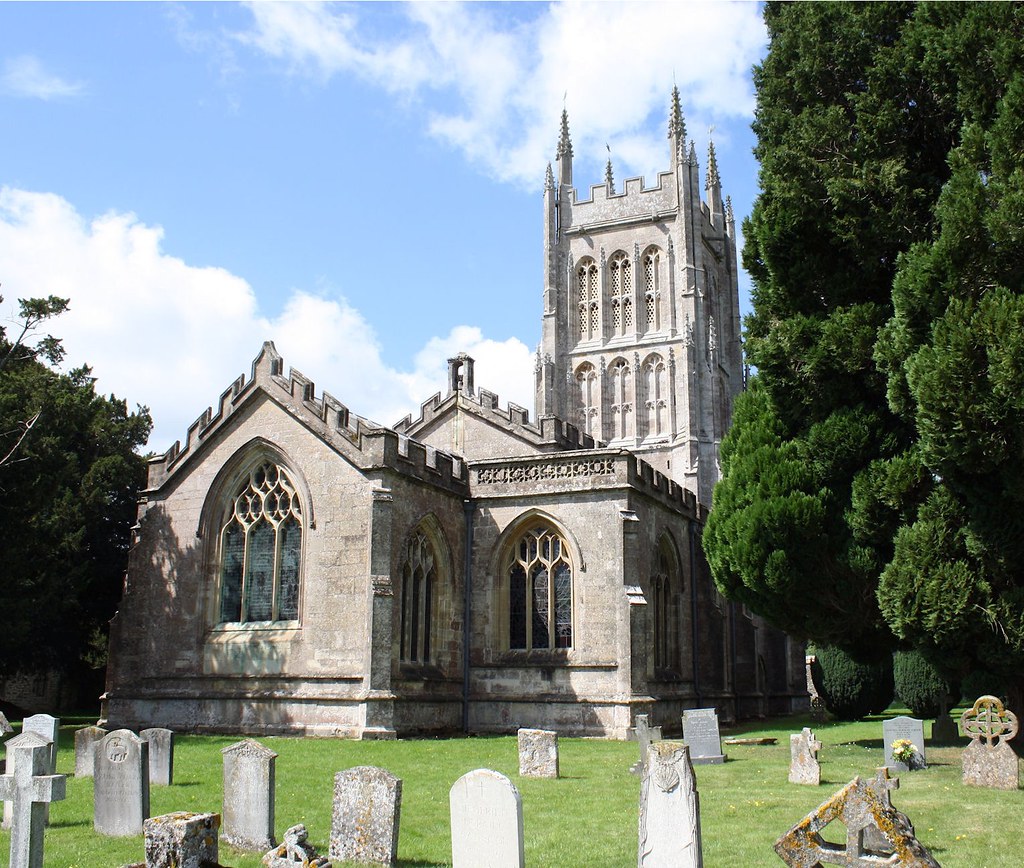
[144,811,219,868]
[960,694,1019,790]
[20,715,58,775]
[628,713,662,775]
[222,738,277,851]
[450,768,524,868]
[682,708,726,765]
[638,741,703,868]
[3,733,52,830]
[517,728,558,778]
[0,738,66,868]
[775,768,939,867]
[140,728,174,786]
[788,727,822,786]
[94,728,150,836]
[74,725,107,779]
[329,765,402,866]
[883,716,926,771]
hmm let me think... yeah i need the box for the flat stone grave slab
[329,765,402,865]
[450,768,524,868]
[883,716,926,771]
[723,737,777,746]
[517,728,558,778]
[682,708,725,764]
[222,738,277,852]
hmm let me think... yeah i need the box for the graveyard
[0,708,1020,867]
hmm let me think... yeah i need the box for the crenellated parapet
[147,342,468,494]
[560,172,679,232]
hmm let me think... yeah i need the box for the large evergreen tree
[705,2,1024,684]
[0,294,151,682]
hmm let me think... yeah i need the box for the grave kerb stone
[682,708,726,765]
[883,716,926,771]
[221,738,277,852]
[0,740,66,868]
[329,765,402,866]
[449,768,524,868]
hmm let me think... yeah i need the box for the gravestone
[0,738,66,868]
[329,765,402,865]
[449,769,524,868]
[775,768,939,867]
[3,733,52,829]
[140,728,174,786]
[788,728,822,786]
[0,711,12,734]
[517,728,558,778]
[264,824,330,867]
[628,714,663,775]
[681,708,725,764]
[960,694,1020,790]
[94,729,150,836]
[638,741,703,868]
[222,738,277,851]
[74,726,107,778]
[883,716,926,771]
[20,715,58,775]
[144,811,219,868]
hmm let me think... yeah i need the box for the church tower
[535,89,744,506]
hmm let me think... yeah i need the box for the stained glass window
[218,460,303,624]
[507,525,572,651]
[400,529,438,664]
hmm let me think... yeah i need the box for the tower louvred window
[218,461,302,624]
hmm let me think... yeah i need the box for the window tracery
[400,528,437,664]
[576,260,599,342]
[508,525,573,651]
[609,253,633,336]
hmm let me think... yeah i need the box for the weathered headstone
[449,769,524,868]
[3,733,52,830]
[20,715,58,775]
[0,711,12,734]
[329,765,402,865]
[140,728,174,786]
[222,738,277,852]
[628,714,663,775]
[775,768,939,867]
[74,726,107,778]
[144,811,219,868]
[883,716,926,771]
[788,728,822,786]
[960,694,1020,790]
[0,739,66,868]
[517,728,558,778]
[681,708,725,765]
[638,741,703,868]
[94,729,150,836]
[263,823,330,867]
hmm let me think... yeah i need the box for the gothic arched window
[400,528,437,664]
[609,357,633,440]
[575,363,599,438]
[576,259,599,342]
[642,354,667,439]
[642,248,662,333]
[218,460,303,624]
[652,537,680,673]
[508,524,573,650]
[609,252,633,337]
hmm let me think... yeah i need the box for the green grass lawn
[3,711,1021,867]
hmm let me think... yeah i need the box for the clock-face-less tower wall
[535,88,744,506]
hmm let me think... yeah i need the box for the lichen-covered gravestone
[0,738,66,868]
[263,823,330,867]
[628,714,663,775]
[638,741,703,868]
[222,738,277,852]
[94,729,150,836]
[681,708,725,764]
[883,716,926,771]
[144,811,219,868]
[517,728,558,778]
[329,765,402,865]
[788,727,822,786]
[774,768,939,867]
[140,728,174,786]
[960,695,1019,790]
[449,769,524,868]
[74,726,107,779]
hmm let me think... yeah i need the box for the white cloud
[1,55,85,100]
[236,1,766,187]
[0,188,534,453]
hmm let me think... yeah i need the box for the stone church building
[102,90,805,739]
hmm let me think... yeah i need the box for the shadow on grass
[49,819,92,829]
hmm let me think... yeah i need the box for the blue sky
[0,2,767,451]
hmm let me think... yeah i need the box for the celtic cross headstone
[960,694,1019,790]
